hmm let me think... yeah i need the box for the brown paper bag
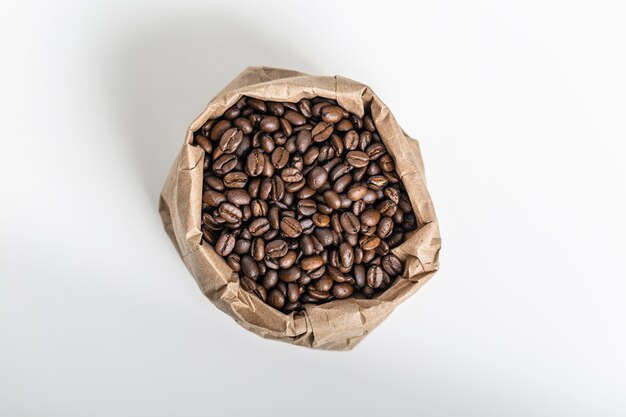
[159,67,441,350]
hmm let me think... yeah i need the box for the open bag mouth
[159,66,441,350]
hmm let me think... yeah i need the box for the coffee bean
[279,266,301,282]
[307,166,328,190]
[215,233,235,256]
[279,250,297,269]
[301,255,324,271]
[203,190,227,207]
[266,239,288,258]
[218,203,243,223]
[225,189,251,206]
[339,242,354,269]
[283,110,306,126]
[246,149,266,176]
[332,283,354,299]
[297,199,317,216]
[251,238,265,261]
[281,167,303,183]
[241,255,259,279]
[213,154,238,175]
[311,121,333,142]
[248,217,270,236]
[360,235,381,250]
[210,119,232,141]
[195,134,213,154]
[366,265,384,288]
[382,254,403,277]
[223,171,248,188]
[320,106,344,123]
[340,212,360,234]
[296,130,312,154]
[345,150,369,168]
[312,213,330,227]
[267,289,285,309]
[258,116,279,133]
[247,98,267,113]
[361,208,381,226]
[218,128,243,154]
[322,190,341,210]
[280,217,302,238]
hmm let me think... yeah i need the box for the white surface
[2,1,625,416]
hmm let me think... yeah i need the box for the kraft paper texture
[159,66,441,350]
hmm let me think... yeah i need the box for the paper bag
[159,66,441,350]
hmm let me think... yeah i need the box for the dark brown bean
[215,233,235,256]
[246,149,266,176]
[265,240,288,258]
[280,217,302,238]
[332,283,354,299]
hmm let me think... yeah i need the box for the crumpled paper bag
[159,66,441,350]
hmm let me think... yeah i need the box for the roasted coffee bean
[307,166,328,190]
[360,235,381,250]
[267,289,285,309]
[218,203,243,224]
[346,151,369,168]
[215,233,235,256]
[262,270,279,289]
[259,116,280,133]
[246,149,266,176]
[248,217,270,236]
[233,117,253,134]
[281,167,303,183]
[323,190,341,209]
[210,119,232,141]
[377,216,394,238]
[203,190,226,207]
[361,208,381,226]
[283,109,306,126]
[320,105,344,123]
[225,189,251,206]
[335,118,353,132]
[198,96,412,311]
[223,171,248,189]
[251,238,265,261]
[382,254,404,277]
[195,134,213,153]
[296,130,312,154]
[366,143,386,160]
[213,154,238,175]
[301,255,324,271]
[332,283,354,299]
[240,276,256,293]
[240,255,259,279]
[297,199,317,216]
[312,213,330,227]
[219,128,243,154]
[266,239,288,258]
[204,175,224,191]
[311,121,333,142]
[339,242,354,269]
[279,250,297,269]
[280,217,302,238]
[366,265,384,288]
[340,212,360,234]
[308,288,330,300]
[234,239,251,255]
[279,266,301,282]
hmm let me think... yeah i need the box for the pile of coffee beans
[196,96,418,313]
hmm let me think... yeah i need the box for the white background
[2,1,625,416]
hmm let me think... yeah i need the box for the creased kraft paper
[159,66,441,350]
